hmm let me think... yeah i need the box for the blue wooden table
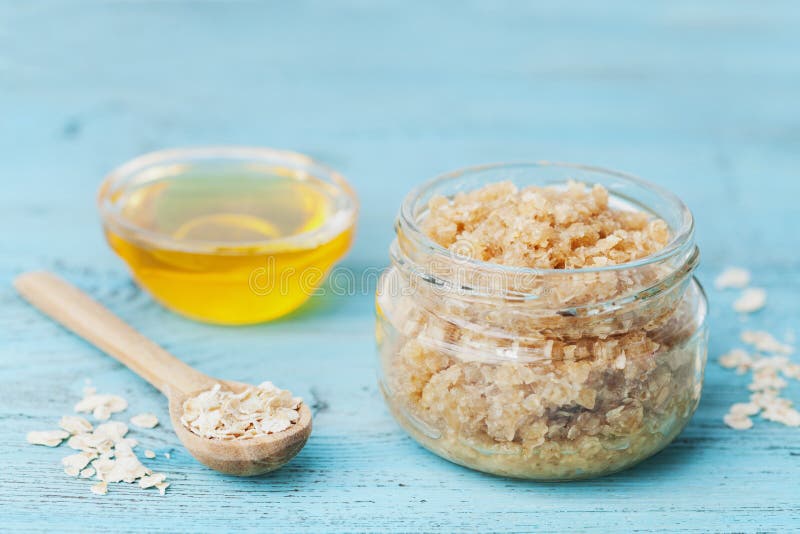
[2,1,799,531]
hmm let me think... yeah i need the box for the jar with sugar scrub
[375,163,708,480]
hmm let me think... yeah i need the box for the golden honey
[99,148,357,325]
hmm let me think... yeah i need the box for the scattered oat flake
[785,363,800,380]
[729,402,760,416]
[26,383,173,498]
[164,452,170,460]
[723,413,753,430]
[94,421,129,441]
[96,455,151,484]
[748,370,788,392]
[94,405,111,421]
[80,466,96,479]
[720,328,800,430]
[741,330,794,355]
[751,355,790,371]
[90,481,108,496]
[67,432,114,454]
[130,413,159,429]
[733,287,766,313]
[95,440,152,483]
[155,482,170,496]
[74,393,128,421]
[62,452,95,477]
[139,473,166,489]
[64,466,80,477]
[751,390,781,409]
[762,405,800,427]
[714,267,751,290]
[26,430,69,447]
[59,415,93,435]
[718,349,751,372]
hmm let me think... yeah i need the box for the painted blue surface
[1,1,799,531]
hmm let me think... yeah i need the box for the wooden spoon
[14,271,312,476]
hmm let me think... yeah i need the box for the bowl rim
[97,146,358,254]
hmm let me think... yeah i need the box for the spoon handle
[14,271,212,397]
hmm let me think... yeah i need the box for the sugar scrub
[181,382,302,440]
[421,180,669,269]
[376,165,708,480]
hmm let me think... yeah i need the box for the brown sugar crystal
[421,180,669,269]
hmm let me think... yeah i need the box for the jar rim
[398,160,695,277]
[97,146,358,255]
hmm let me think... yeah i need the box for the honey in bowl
[98,147,357,325]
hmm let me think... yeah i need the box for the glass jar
[375,163,708,480]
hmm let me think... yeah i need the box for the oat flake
[26,385,171,497]
[80,467,96,479]
[741,330,793,355]
[714,267,751,290]
[130,413,159,429]
[26,430,69,447]
[733,288,767,313]
[62,452,95,477]
[719,349,752,374]
[181,382,302,440]
[719,325,799,430]
[729,402,760,416]
[74,393,128,421]
[59,415,93,435]
[90,481,108,496]
[139,473,166,489]
[723,413,753,430]
[155,482,170,496]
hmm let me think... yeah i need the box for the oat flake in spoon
[180,382,302,440]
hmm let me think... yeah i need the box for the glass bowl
[98,146,358,325]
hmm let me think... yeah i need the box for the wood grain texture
[13,271,211,395]
[1,0,799,531]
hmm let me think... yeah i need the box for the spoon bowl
[14,271,312,477]
[169,381,312,476]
